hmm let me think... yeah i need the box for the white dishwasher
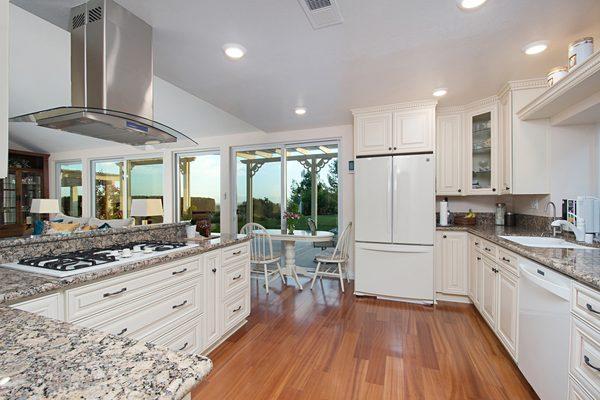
[518,258,572,400]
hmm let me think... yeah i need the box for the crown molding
[498,78,547,98]
[351,99,437,115]
[437,95,498,114]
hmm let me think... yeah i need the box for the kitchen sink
[499,236,598,250]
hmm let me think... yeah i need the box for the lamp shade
[130,198,163,217]
[30,199,60,214]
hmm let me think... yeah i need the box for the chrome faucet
[545,201,559,237]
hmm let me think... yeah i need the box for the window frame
[173,149,221,223]
[90,153,163,220]
[55,159,83,217]
[230,139,342,235]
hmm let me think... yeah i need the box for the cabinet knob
[505,186,510,190]
[388,147,392,151]
[442,235,447,238]
[477,257,481,260]
[457,189,462,193]
[393,147,397,150]
[212,268,217,273]
[492,188,497,192]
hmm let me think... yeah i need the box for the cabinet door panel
[466,105,499,195]
[392,109,434,153]
[204,250,221,349]
[497,269,518,359]
[436,114,463,195]
[499,92,512,194]
[355,113,392,156]
[480,257,497,327]
[439,232,468,295]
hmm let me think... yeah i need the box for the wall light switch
[530,199,539,210]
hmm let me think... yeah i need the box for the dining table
[265,229,334,289]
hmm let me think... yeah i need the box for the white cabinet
[437,231,468,296]
[468,236,482,307]
[497,268,518,357]
[11,292,64,320]
[436,114,463,195]
[353,102,436,157]
[0,0,8,179]
[354,113,393,156]
[204,250,221,349]
[499,90,512,194]
[465,104,499,195]
[480,255,498,327]
[392,109,435,154]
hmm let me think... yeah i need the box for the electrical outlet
[530,199,539,210]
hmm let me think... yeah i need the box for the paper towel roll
[440,200,448,226]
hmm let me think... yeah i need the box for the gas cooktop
[1,241,198,278]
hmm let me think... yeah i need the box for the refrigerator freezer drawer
[354,242,434,302]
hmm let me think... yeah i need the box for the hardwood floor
[193,277,538,400]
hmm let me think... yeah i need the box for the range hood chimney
[10,0,196,147]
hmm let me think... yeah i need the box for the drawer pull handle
[584,355,600,372]
[501,257,511,263]
[179,342,189,351]
[484,247,492,252]
[103,287,127,298]
[232,274,242,281]
[117,328,128,336]
[476,257,481,260]
[232,250,242,255]
[233,305,242,313]
[172,300,188,309]
[586,303,600,314]
[172,268,188,275]
[475,242,479,245]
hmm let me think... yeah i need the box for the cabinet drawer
[223,289,249,333]
[573,283,600,331]
[569,378,595,400]
[80,279,203,340]
[570,317,600,399]
[222,243,249,265]
[481,240,497,258]
[222,260,249,299]
[470,235,482,251]
[154,315,204,355]
[497,248,518,276]
[65,257,202,321]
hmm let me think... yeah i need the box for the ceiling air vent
[88,6,103,23]
[297,0,343,30]
[72,12,85,30]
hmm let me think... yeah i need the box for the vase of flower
[284,211,300,235]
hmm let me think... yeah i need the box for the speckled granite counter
[0,233,250,399]
[0,306,212,399]
[0,234,249,304]
[437,224,600,290]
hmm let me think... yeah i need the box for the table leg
[283,240,303,290]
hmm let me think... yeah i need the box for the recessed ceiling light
[294,107,307,116]
[522,41,549,55]
[456,0,488,10]
[223,43,246,60]
[433,88,448,97]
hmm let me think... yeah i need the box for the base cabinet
[497,269,518,357]
[480,256,498,327]
[10,243,251,356]
[436,232,468,296]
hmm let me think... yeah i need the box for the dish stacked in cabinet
[570,283,600,399]
[11,242,251,355]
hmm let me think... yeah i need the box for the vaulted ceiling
[12,0,600,133]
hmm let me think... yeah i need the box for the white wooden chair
[310,222,353,293]
[240,223,286,294]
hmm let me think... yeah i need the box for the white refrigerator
[354,153,435,303]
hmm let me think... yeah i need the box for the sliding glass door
[233,141,339,270]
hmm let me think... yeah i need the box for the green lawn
[237,214,338,233]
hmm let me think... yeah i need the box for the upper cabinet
[353,101,436,157]
[436,113,463,195]
[0,1,8,179]
[466,104,498,195]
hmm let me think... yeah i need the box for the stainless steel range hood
[10,0,197,147]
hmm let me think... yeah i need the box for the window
[92,157,163,222]
[176,152,220,232]
[56,161,83,217]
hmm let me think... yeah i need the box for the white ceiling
[11,0,600,133]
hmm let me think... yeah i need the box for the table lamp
[30,199,60,221]
[130,199,163,225]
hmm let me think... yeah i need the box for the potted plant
[284,207,301,235]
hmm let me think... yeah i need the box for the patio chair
[240,223,286,294]
[310,222,352,293]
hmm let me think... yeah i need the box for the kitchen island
[0,225,251,399]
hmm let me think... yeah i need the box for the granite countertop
[0,233,249,304]
[0,306,212,399]
[0,234,249,399]
[437,224,600,290]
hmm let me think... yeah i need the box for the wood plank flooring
[192,277,538,400]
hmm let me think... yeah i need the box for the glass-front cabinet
[466,105,498,195]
